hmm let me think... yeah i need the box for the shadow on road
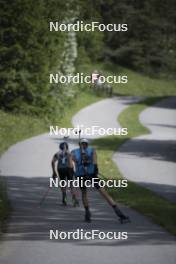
[118,138,176,163]
[137,181,176,203]
[1,176,175,246]
[120,96,176,109]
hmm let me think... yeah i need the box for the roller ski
[113,205,130,224]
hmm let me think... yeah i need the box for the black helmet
[59,142,68,150]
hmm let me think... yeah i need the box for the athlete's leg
[70,186,79,206]
[81,188,89,208]
[93,175,116,205]
[93,176,130,223]
[81,188,91,223]
[67,168,79,206]
[81,186,91,222]
[58,169,67,205]
[98,187,116,206]
[76,176,89,208]
[70,184,79,207]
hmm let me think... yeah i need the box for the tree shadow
[113,96,176,110]
[1,175,175,246]
[118,138,176,163]
[135,96,176,109]
[137,181,176,203]
[147,123,176,129]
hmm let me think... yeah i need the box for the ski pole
[75,129,81,142]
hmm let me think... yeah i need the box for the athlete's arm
[51,154,57,178]
[93,149,97,164]
[93,149,99,176]
[68,152,74,169]
[70,151,76,173]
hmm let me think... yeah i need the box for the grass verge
[77,62,176,97]
[92,97,176,235]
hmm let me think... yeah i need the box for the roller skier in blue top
[71,138,130,223]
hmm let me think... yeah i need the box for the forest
[0,0,175,119]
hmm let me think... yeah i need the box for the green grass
[108,65,176,96]
[92,97,176,235]
[0,111,47,157]
[78,62,176,97]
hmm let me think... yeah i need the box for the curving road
[114,97,176,202]
[0,96,175,264]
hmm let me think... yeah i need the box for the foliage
[0,0,75,117]
[0,0,175,116]
[100,0,176,77]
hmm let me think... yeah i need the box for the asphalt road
[114,97,176,202]
[0,96,175,264]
